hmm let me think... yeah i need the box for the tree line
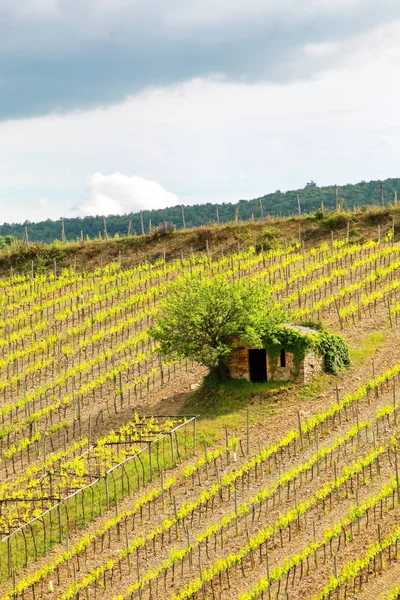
[0,177,399,244]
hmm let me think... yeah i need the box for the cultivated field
[1,231,400,600]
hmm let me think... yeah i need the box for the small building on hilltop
[227,324,325,385]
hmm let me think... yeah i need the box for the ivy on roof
[262,322,350,375]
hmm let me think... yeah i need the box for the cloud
[1,0,400,120]
[70,173,180,217]
[2,15,400,225]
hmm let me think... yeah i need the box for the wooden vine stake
[265,546,271,600]
[247,407,250,455]
[395,452,400,504]
[140,210,145,236]
[259,198,264,219]
[297,411,304,450]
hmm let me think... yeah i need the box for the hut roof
[282,323,321,336]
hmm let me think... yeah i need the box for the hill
[0,176,399,243]
[0,202,398,277]
[2,217,400,600]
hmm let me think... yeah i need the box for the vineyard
[2,226,400,600]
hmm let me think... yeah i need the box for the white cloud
[71,173,180,217]
[2,16,400,224]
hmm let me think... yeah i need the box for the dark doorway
[248,349,267,382]
[280,349,286,367]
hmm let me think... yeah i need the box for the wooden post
[234,206,239,224]
[347,220,350,242]
[215,204,220,225]
[101,218,110,242]
[140,210,145,236]
[381,181,384,206]
[266,549,271,600]
[394,190,398,206]
[246,408,250,455]
[102,216,108,240]
[80,229,83,242]
[297,411,303,450]
[119,371,123,407]
[296,193,301,216]
[395,452,400,503]
[335,185,339,211]
[61,219,66,243]
[259,198,264,219]
[160,470,165,507]
[127,220,132,236]
[24,225,29,246]
[181,205,186,229]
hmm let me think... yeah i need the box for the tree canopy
[150,275,285,378]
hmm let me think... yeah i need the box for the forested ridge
[1,177,399,243]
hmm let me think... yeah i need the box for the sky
[1,0,400,224]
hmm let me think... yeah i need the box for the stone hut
[227,324,324,385]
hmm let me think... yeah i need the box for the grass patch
[180,378,290,446]
[349,331,387,365]
[297,374,326,403]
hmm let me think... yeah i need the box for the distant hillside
[1,177,399,243]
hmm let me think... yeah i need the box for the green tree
[150,275,285,379]
[0,235,17,249]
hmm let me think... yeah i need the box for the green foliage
[0,235,17,249]
[254,229,279,252]
[298,319,324,332]
[262,325,318,375]
[150,276,285,375]
[262,324,350,375]
[318,331,351,374]
[322,212,352,231]
[1,177,399,242]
